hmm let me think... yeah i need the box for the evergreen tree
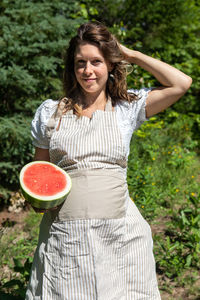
[0,0,84,115]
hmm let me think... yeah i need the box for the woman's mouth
[83,78,96,82]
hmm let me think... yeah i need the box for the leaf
[13,258,23,268]
[169,241,179,252]
[185,254,192,267]
[2,279,23,288]
[180,211,190,225]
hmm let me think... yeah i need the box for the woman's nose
[84,62,92,75]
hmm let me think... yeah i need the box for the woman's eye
[75,60,85,68]
[75,59,102,68]
[77,60,85,65]
[93,60,101,65]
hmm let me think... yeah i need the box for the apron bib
[47,99,128,221]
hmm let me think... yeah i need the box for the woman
[27,22,192,299]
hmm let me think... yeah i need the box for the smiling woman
[74,43,112,112]
[26,21,192,300]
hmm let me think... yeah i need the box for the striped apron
[26,100,161,300]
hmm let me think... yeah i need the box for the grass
[0,211,42,299]
[0,109,200,299]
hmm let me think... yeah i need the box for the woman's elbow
[180,75,192,93]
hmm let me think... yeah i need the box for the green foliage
[0,0,84,115]
[0,115,33,202]
[127,111,199,216]
[0,257,32,299]
[154,192,200,279]
[0,210,42,298]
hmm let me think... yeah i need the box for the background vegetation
[0,0,199,299]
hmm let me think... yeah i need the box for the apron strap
[45,96,113,140]
[45,97,67,140]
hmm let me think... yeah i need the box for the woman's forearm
[33,147,50,161]
[127,50,192,91]
[120,45,192,92]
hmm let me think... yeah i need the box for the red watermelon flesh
[19,161,72,209]
[23,163,67,196]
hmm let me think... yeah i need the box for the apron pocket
[53,169,127,221]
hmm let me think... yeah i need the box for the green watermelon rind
[19,161,72,209]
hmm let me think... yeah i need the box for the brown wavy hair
[62,21,137,116]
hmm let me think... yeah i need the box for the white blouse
[31,88,151,159]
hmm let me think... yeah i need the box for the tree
[0,0,85,115]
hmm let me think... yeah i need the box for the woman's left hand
[118,44,135,63]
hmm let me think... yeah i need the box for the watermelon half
[19,161,72,209]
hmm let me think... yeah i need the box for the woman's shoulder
[32,99,59,135]
[128,87,152,99]
[35,99,59,116]
[115,87,152,111]
[31,99,59,149]
[33,99,59,124]
[115,87,152,127]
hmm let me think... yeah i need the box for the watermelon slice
[19,161,72,209]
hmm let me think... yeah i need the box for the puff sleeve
[31,99,58,149]
[116,87,152,131]
[128,87,152,130]
[115,88,152,158]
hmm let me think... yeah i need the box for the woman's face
[74,43,112,98]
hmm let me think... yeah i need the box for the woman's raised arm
[120,45,192,118]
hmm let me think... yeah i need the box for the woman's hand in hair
[118,43,192,118]
[118,44,135,63]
